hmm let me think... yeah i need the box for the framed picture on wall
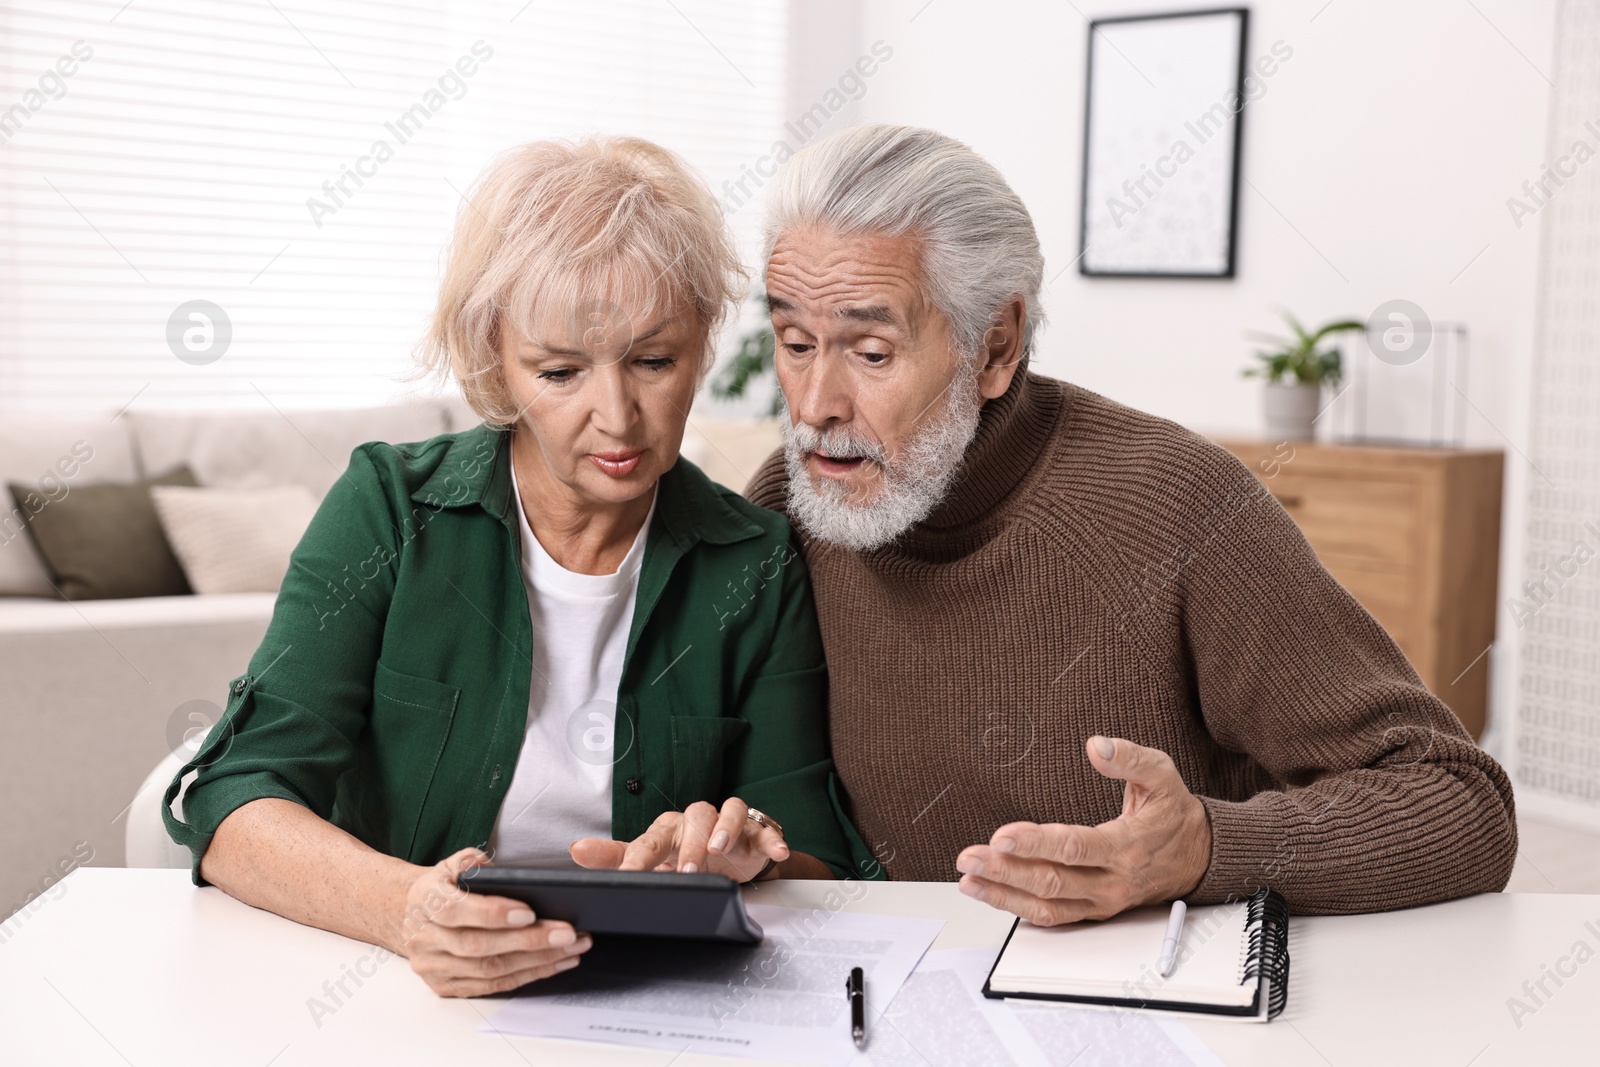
[1078,7,1250,278]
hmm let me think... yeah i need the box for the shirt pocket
[669,715,751,808]
[366,657,461,861]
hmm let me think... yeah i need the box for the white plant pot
[1261,382,1322,441]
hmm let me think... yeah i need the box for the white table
[0,869,1591,1066]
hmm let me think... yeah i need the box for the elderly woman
[163,137,873,998]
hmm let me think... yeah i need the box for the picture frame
[1078,7,1250,278]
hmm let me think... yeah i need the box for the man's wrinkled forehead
[764,227,929,337]
[765,293,906,332]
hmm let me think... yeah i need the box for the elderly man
[745,124,1516,922]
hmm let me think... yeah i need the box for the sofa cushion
[0,418,141,596]
[11,466,199,601]
[127,402,450,499]
[152,484,318,594]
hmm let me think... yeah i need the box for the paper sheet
[479,904,943,1065]
[856,948,1225,1067]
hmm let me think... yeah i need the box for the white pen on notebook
[1156,900,1187,977]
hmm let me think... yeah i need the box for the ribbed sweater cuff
[1190,795,1290,905]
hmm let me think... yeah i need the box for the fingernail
[956,855,984,876]
[682,862,698,874]
[709,831,729,853]
[995,836,1017,854]
[566,937,592,955]
[958,879,985,901]
[548,927,576,946]
[506,908,535,926]
[1093,736,1115,760]
[555,957,580,972]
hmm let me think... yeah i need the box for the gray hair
[762,124,1046,362]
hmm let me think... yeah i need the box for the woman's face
[500,297,703,508]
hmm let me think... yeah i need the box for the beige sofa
[0,399,779,921]
[0,399,473,920]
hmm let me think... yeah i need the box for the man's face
[766,225,967,510]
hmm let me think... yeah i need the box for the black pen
[847,966,865,1048]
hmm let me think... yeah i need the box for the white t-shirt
[486,461,656,865]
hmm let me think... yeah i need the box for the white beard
[782,360,982,552]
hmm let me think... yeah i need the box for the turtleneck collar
[890,354,1066,548]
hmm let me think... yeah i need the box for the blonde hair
[417,136,746,425]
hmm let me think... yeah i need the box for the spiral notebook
[981,888,1289,1021]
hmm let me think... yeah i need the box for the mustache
[784,420,889,465]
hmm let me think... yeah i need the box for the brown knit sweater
[746,366,1517,914]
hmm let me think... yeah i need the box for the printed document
[859,948,1225,1067]
[480,903,943,1065]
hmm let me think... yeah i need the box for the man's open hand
[954,736,1212,925]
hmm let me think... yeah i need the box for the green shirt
[163,423,877,883]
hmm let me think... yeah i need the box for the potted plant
[710,293,782,417]
[1242,311,1366,441]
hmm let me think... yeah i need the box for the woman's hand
[570,797,789,882]
[395,847,593,997]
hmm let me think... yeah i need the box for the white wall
[791,0,1560,751]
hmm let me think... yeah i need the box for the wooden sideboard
[1215,439,1504,739]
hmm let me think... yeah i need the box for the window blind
[0,0,787,412]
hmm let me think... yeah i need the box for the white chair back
[124,728,210,869]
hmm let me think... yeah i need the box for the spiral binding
[1240,887,1291,1019]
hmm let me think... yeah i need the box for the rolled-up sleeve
[162,445,401,885]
